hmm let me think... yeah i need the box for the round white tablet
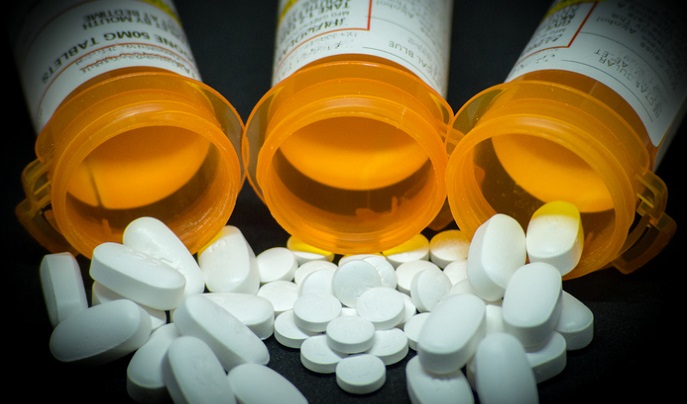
[292,293,342,332]
[326,315,376,354]
[356,286,405,330]
[332,259,382,307]
[335,354,387,395]
[300,334,348,374]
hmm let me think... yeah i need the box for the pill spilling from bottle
[40,200,593,403]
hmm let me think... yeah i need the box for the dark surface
[4,1,683,402]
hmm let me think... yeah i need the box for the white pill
[335,354,387,395]
[526,201,584,276]
[418,293,486,374]
[429,229,470,269]
[91,281,168,331]
[365,328,409,366]
[300,334,347,374]
[123,216,205,295]
[467,213,527,301]
[526,331,567,383]
[448,278,478,297]
[356,286,405,330]
[286,235,335,264]
[485,303,505,335]
[274,310,320,349]
[197,225,261,294]
[298,266,336,296]
[39,252,88,328]
[201,292,275,340]
[405,355,474,404]
[90,242,186,311]
[340,254,398,290]
[502,262,563,348]
[332,259,382,307]
[292,293,342,332]
[326,315,376,354]
[556,290,594,350]
[382,233,430,267]
[256,246,298,283]
[473,332,538,404]
[293,260,337,285]
[171,294,269,371]
[126,323,180,403]
[398,292,418,328]
[228,363,308,404]
[162,335,236,404]
[49,299,151,365]
[403,312,431,351]
[410,266,452,312]
[443,259,468,285]
[257,280,299,315]
[396,260,440,295]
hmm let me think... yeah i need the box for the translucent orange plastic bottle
[10,0,244,258]
[445,0,686,279]
[243,0,454,255]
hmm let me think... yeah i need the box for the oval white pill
[256,246,298,283]
[91,281,167,331]
[332,259,382,307]
[502,262,563,348]
[171,294,269,371]
[257,280,299,315]
[201,292,275,340]
[526,201,584,276]
[300,334,347,374]
[410,265,452,312]
[123,216,205,295]
[365,328,409,366]
[49,299,151,365]
[326,315,376,354]
[228,363,307,404]
[395,260,440,295]
[429,229,470,269]
[90,242,186,311]
[382,233,430,267]
[40,252,88,327]
[356,286,405,330]
[126,323,180,403]
[467,213,527,301]
[526,331,567,383]
[473,332,538,404]
[162,335,236,404]
[274,310,320,349]
[556,290,594,350]
[293,293,342,332]
[406,355,474,404]
[197,225,261,294]
[417,293,486,374]
[336,354,387,395]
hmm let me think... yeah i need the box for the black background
[4,1,684,402]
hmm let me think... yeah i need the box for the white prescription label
[506,0,687,149]
[273,0,452,96]
[14,0,199,133]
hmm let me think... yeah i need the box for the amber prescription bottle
[243,0,454,255]
[445,0,686,279]
[9,0,244,258]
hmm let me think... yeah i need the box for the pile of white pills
[40,200,594,403]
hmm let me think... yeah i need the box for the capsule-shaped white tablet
[406,355,474,404]
[326,315,376,354]
[502,262,563,348]
[417,293,487,374]
[274,310,320,349]
[123,216,205,295]
[365,328,409,366]
[473,332,539,404]
[49,299,151,365]
[526,331,567,383]
[92,281,168,331]
[292,293,342,332]
[256,246,298,283]
[410,266,452,312]
[382,233,430,268]
[162,335,236,404]
[90,242,186,311]
[467,213,527,301]
[39,252,88,328]
[257,280,299,315]
[201,292,275,340]
[556,290,594,350]
[126,323,180,403]
[300,334,347,374]
[526,201,584,276]
[395,260,441,295]
[197,225,261,294]
[355,286,405,330]
[336,354,387,395]
[332,259,382,307]
[429,229,471,269]
[339,254,398,290]
[171,294,269,371]
[228,363,307,404]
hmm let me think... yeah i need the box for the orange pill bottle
[10,0,244,258]
[445,0,686,279]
